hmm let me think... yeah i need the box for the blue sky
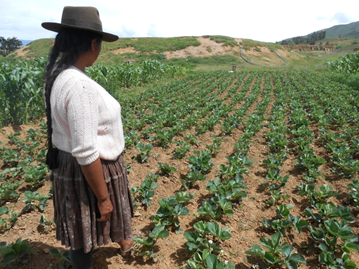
[1,0,359,43]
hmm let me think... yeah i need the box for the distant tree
[0,36,22,56]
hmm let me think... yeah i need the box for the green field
[1,62,359,267]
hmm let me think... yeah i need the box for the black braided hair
[44,28,102,169]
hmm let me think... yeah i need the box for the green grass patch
[242,39,268,47]
[166,55,244,71]
[22,39,52,58]
[203,35,239,47]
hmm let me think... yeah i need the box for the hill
[325,20,359,39]
[6,34,356,71]
[279,20,359,47]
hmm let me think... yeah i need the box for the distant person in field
[42,6,139,269]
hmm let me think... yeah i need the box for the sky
[1,0,359,43]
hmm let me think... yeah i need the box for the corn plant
[0,58,46,126]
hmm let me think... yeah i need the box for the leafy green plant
[205,136,223,157]
[39,214,54,227]
[173,141,191,159]
[175,191,195,204]
[265,190,291,206]
[187,150,214,174]
[0,181,23,204]
[157,162,177,176]
[23,163,48,183]
[0,206,18,232]
[184,221,233,269]
[0,238,35,266]
[49,248,72,267]
[262,204,307,236]
[145,172,159,182]
[184,134,200,146]
[347,180,359,209]
[245,232,306,268]
[135,142,153,163]
[22,190,49,213]
[181,170,206,190]
[133,224,169,260]
[296,183,339,205]
[150,195,190,232]
[131,179,158,208]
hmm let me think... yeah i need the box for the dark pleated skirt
[51,150,134,253]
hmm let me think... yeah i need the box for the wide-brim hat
[42,6,118,42]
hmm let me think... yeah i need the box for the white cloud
[1,0,359,42]
[330,12,353,24]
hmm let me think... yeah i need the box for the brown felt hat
[42,6,118,42]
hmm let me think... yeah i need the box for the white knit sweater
[50,66,125,165]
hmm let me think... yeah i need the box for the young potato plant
[218,153,251,181]
[245,232,306,268]
[0,238,35,266]
[22,191,49,213]
[134,142,153,163]
[262,204,308,236]
[133,224,169,261]
[308,220,358,267]
[157,162,177,177]
[184,221,234,269]
[0,206,18,232]
[197,171,247,221]
[205,136,223,157]
[181,170,207,190]
[150,194,192,233]
[145,172,159,182]
[49,248,72,267]
[0,181,23,205]
[265,189,291,207]
[296,183,339,206]
[131,179,158,208]
[295,151,326,183]
[184,134,200,146]
[172,140,191,160]
[347,180,359,209]
[23,163,48,184]
[187,150,214,174]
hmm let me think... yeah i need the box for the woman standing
[42,6,136,269]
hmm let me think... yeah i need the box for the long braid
[44,28,102,169]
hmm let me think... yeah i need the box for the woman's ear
[91,38,98,51]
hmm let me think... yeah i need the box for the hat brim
[42,22,119,42]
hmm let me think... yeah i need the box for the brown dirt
[1,77,358,269]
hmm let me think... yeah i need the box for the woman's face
[88,38,102,66]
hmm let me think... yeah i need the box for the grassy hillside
[325,21,359,39]
[3,35,354,72]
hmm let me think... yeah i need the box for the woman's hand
[97,196,114,222]
[80,158,114,222]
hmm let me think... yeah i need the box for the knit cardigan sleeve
[67,83,100,165]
